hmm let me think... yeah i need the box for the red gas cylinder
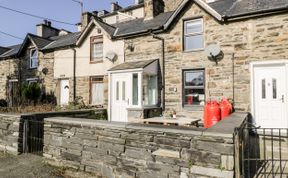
[187,95,193,105]
[204,101,221,128]
[220,98,233,119]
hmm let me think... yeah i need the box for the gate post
[22,119,29,153]
[234,127,241,178]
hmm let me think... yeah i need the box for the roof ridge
[94,17,117,29]
[27,33,53,41]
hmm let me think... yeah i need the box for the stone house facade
[109,0,288,127]
[0,22,70,106]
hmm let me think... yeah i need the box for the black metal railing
[22,119,44,155]
[236,123,288,178]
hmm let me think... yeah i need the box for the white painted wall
[54,27,125,79]
[54,49,74,78]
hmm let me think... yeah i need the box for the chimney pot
[111,2,122,12]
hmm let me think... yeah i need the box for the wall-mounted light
[127,43,135,52]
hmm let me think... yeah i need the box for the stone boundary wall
[43,113,248,178]
[0,109,106,155]
[0,114,21,155]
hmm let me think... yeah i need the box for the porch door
[111,74,130,122]
[254,65,287,128]
[60,79,70,105]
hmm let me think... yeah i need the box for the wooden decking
[140,117,201,127]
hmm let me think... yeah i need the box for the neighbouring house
[0,20,79,106]
[49,17,125,106]
[105,0,288,128]
[0,45,21,106]
[49,1,146,106]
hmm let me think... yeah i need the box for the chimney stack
[36,20,60,38]
[81,12,93,31]
[144,0,165,20]
[111,2,122,12]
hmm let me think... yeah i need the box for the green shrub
[21,83,41,105]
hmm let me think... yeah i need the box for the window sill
[29,67,37,70]
[90,60,103,64]
[183,105,204,111]
[183,48,204,53]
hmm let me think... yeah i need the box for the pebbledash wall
[124,2,288,120]
[43,112,247,178]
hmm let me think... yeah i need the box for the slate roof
[43,32,81,50]
[96,20,116,36]
[113,11,174,37]
[0,44,21,58]
[100,3,144,18]
[0,47,10,55]
[28,34,52,49]
[2,0,288,58]
[109,59,157,71]
[209,0,288,19]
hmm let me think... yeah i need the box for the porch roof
[108,59,157,71]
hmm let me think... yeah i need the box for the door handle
[281,95,285,103]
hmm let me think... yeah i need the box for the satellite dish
[205,43,224,65]
[42,68,48,75]
[105,51,118,62]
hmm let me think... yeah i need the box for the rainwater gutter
[223,6,288,22]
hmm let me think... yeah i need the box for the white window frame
[91,36,103,62]
[183,18,204,52]
[29,48,38,69]
[26,78,38,85]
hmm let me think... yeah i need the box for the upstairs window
[184,18,204,51]
[30,49,38,69]
[91,36,103,62]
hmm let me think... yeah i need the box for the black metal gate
[22,119,44,155]
[235,122,288,178]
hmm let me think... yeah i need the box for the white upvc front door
[111,74,130,122]
[253,63,288,128]
[60,79,70,105]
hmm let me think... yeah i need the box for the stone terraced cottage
[105,0,288,129]
[0,21,77,106]
[0,0,288,129]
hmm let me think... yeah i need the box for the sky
[0,0,134,47]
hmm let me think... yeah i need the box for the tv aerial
[205,43,224,65]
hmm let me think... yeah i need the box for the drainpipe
[232,53,235,108]
[71,48,77,103]
[152,34,165,111]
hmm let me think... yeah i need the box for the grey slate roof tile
[113,11,174,37]
[209,0,288,18]
[96,19,116,36]
[44,32,81,50]
[0,44,21,58]
[109,59,157,71]
[28,34,52,49]
[0,47,10,55]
